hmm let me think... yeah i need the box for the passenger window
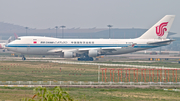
[86,42,88,44]
[77,42,79,44]
[92,42,94,44]
[80,42,82,44]
[89,42,91,44]
[74,42,76,44]
[71,42,73,44]
[83,42,85,44]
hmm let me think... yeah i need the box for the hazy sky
[0,0,179,33]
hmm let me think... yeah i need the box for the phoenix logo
[156,22,168,37]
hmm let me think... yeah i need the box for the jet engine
[88,50,98,57]
[64,51,74,58]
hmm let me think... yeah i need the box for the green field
[0,86,180,101]
[0,61,180,100]
[0,61,180,82]
[0,61,99,81]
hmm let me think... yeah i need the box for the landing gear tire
[78,58,81,61]
[22,57,26,60]
[22,56,26,60]
[89,57,93,61]
[78,57,93,61]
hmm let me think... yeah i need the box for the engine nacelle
[64,51,74,58]
[88,50,98,57]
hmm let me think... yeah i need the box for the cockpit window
[16,38,21,40]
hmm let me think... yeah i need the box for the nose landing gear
[22,55,26,60]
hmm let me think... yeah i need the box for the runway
[0,54,180,87]
[1,54,180,61]
[0,54,179,69]
[104,54,180,59]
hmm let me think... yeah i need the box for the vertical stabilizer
[7,36,12,43]
[138,15,175,39]
[14,33,18,39]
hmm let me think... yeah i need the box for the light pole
[60,26,66,38]
[107,25,113,38]
[25,27,28,36]
[55,26,58,38]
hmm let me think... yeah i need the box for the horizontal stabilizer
[147,39,175,45]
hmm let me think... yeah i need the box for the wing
[47,43,136,57]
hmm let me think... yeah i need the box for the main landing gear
[78,55,94,61]
[22,55,26,60]
[78,57,93,61]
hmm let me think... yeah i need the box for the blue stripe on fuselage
[6,44,162,48]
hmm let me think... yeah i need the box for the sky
[0,0,179,33]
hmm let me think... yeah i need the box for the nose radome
[5,44,8,48]
[5,45,11,51]
[5,44,10,49]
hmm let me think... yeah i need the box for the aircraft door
[27,44,30,54]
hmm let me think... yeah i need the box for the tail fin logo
[156,22,168,37]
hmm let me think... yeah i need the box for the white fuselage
[5,15,175,60]
[5,36,169,55]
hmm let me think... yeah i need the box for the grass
[0,61,180,82]
[0,61,99,81]
[0,87,180,101]
[0,60,179,100]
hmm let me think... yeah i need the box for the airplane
[5,15,175,61]
[14,33,18,39]
[0,36,12,52]
[0,33,19,52]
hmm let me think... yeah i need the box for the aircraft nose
[5,44,9,48]
[5,44,8,49]
[5,44,11,50]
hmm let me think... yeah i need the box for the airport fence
[0,81,180,86]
